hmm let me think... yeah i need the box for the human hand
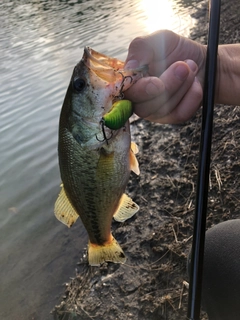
[124,30,206,124]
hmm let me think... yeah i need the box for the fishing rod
[187,0,221,319]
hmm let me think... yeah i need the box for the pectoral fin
[113,193,139,222]
[130,142,140,175]
[54,185,79,228]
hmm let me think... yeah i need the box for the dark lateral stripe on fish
[89,217,106,244]
[84,200,106,244]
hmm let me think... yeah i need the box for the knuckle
[193,82,203,102]
[128,36,147,51]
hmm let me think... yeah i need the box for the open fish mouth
[83,46,124,71]
[82,46,148,84]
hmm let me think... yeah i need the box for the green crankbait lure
[102,100,133,130]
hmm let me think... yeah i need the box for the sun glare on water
[138,0,195,36]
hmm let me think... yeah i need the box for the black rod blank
[187,0,221,319]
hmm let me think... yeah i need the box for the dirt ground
[52,1,240,319]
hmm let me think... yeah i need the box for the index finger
[125,60,196,103]
[125,30,180,76]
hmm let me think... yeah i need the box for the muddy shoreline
[52,1,240,319]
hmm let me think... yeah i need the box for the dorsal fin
[131,141,139,154]
[130,141,140,175]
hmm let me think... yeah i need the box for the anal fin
[88,236,126,266]
[113,193,139,222]
[54,185,79,228]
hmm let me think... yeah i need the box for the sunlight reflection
[138,0,195,36]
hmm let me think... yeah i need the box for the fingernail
[185,59,198,73]
[174,64,189,81]
[124,59,139,70]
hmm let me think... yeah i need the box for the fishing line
[187,0,221,319]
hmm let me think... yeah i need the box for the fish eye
[73,78,86,92]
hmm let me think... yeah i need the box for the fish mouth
[82,47,124,83]
[82,47,148,84]
[83,47,124,71]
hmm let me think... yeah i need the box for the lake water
[0,0,199,319]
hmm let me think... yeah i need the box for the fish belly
[59,127,130,245]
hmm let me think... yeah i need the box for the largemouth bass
[54,47,146,266]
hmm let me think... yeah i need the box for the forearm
[216,44,240,105]
[177,40,240,106]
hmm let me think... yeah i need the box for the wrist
[216,44,240,105]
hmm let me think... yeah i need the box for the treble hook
[95,120,113,145]
[117,72,133,99]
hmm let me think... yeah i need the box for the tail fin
[88,236,126,266]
